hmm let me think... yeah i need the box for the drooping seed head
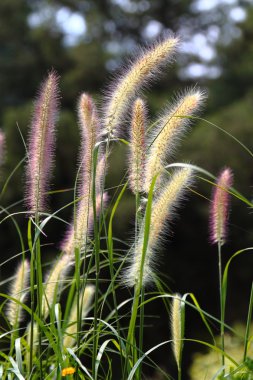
[145,89,205,192]
[124,167,193,287]
[7,259,30,326]
[63,285,95,348]
[42,254,73,319]
[26,71,60,214]
[129,98,147,194]
[210,168,233,245]
[103,35,179,138]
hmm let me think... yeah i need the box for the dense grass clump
[0,35,253,380]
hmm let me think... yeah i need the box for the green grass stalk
[126,176,156,377]
[243,282,253,361]
[35,215,43,379]
[92,146,100,377]
[218,240,225,375]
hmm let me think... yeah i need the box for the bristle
[210,168,233,245]
[103,36,179,137]
[42,254,73,319]
[124,167,193,287]
[95,154,107,194]
[171,293,182,369]
[26,71,60,214]
[7,259,30,326]
[129,98,147,194]
[63,285,95,348]
[145,89,205,192]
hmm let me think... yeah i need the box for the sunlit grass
[0,35,253,380]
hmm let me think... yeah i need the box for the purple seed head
[0,129,5,165]
[60,93,102,254]
[26,70,60,215]
[210,167,233,245]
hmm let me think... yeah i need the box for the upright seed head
[124,167,193,287]
[210,168,233,245]
[103,35,179,137]
[171,293,183,370]
[63,285,95,348]
[145,89,205,192]
[7,259,30,326]
[61,93,101,255]
[26,71,60,215]
[77,93,100,196]
[95,154,107,195]
[129,98,147,194]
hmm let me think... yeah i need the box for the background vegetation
[1,0,253,378]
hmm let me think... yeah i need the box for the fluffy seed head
[171,293,183,369]
[26,71,59,214]
[77,93,100,196]
[95,154,107,194]
[42,254,73,318]
[26,321,39,369]
[61,192,107,255]
[129,98,147,194]
[61,94,101,255]
[7,259,30,326]
[0,129,5,165]
[103,36,179,137]
[210,168,233,245]
[124,167,193,287]
[63,285,95,348]
[145,89,205,192]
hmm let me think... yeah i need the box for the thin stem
[74,246,81,354]
[136,191,144,380]
[243,281,253,361]
[126,175,156,378]
[178,367,182,380]
[92,146,100,377]
[218,241,225,375]
[138,288,145,377]
[35,214,43,380]
[29,227,35,376]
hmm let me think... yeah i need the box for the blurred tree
[209,6,253,110]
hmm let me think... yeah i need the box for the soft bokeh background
[1,0,253,378]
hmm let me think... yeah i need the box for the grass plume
[210,167,233,245]
[124,167,193,287]
[63,285,95,348]
[42,254,73,319]
[61,94,100,255]
[145,89,205,192]
[7,259,29,326]
[26,71,59,214]
[129,98,147,194]
[103,35,179,137]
